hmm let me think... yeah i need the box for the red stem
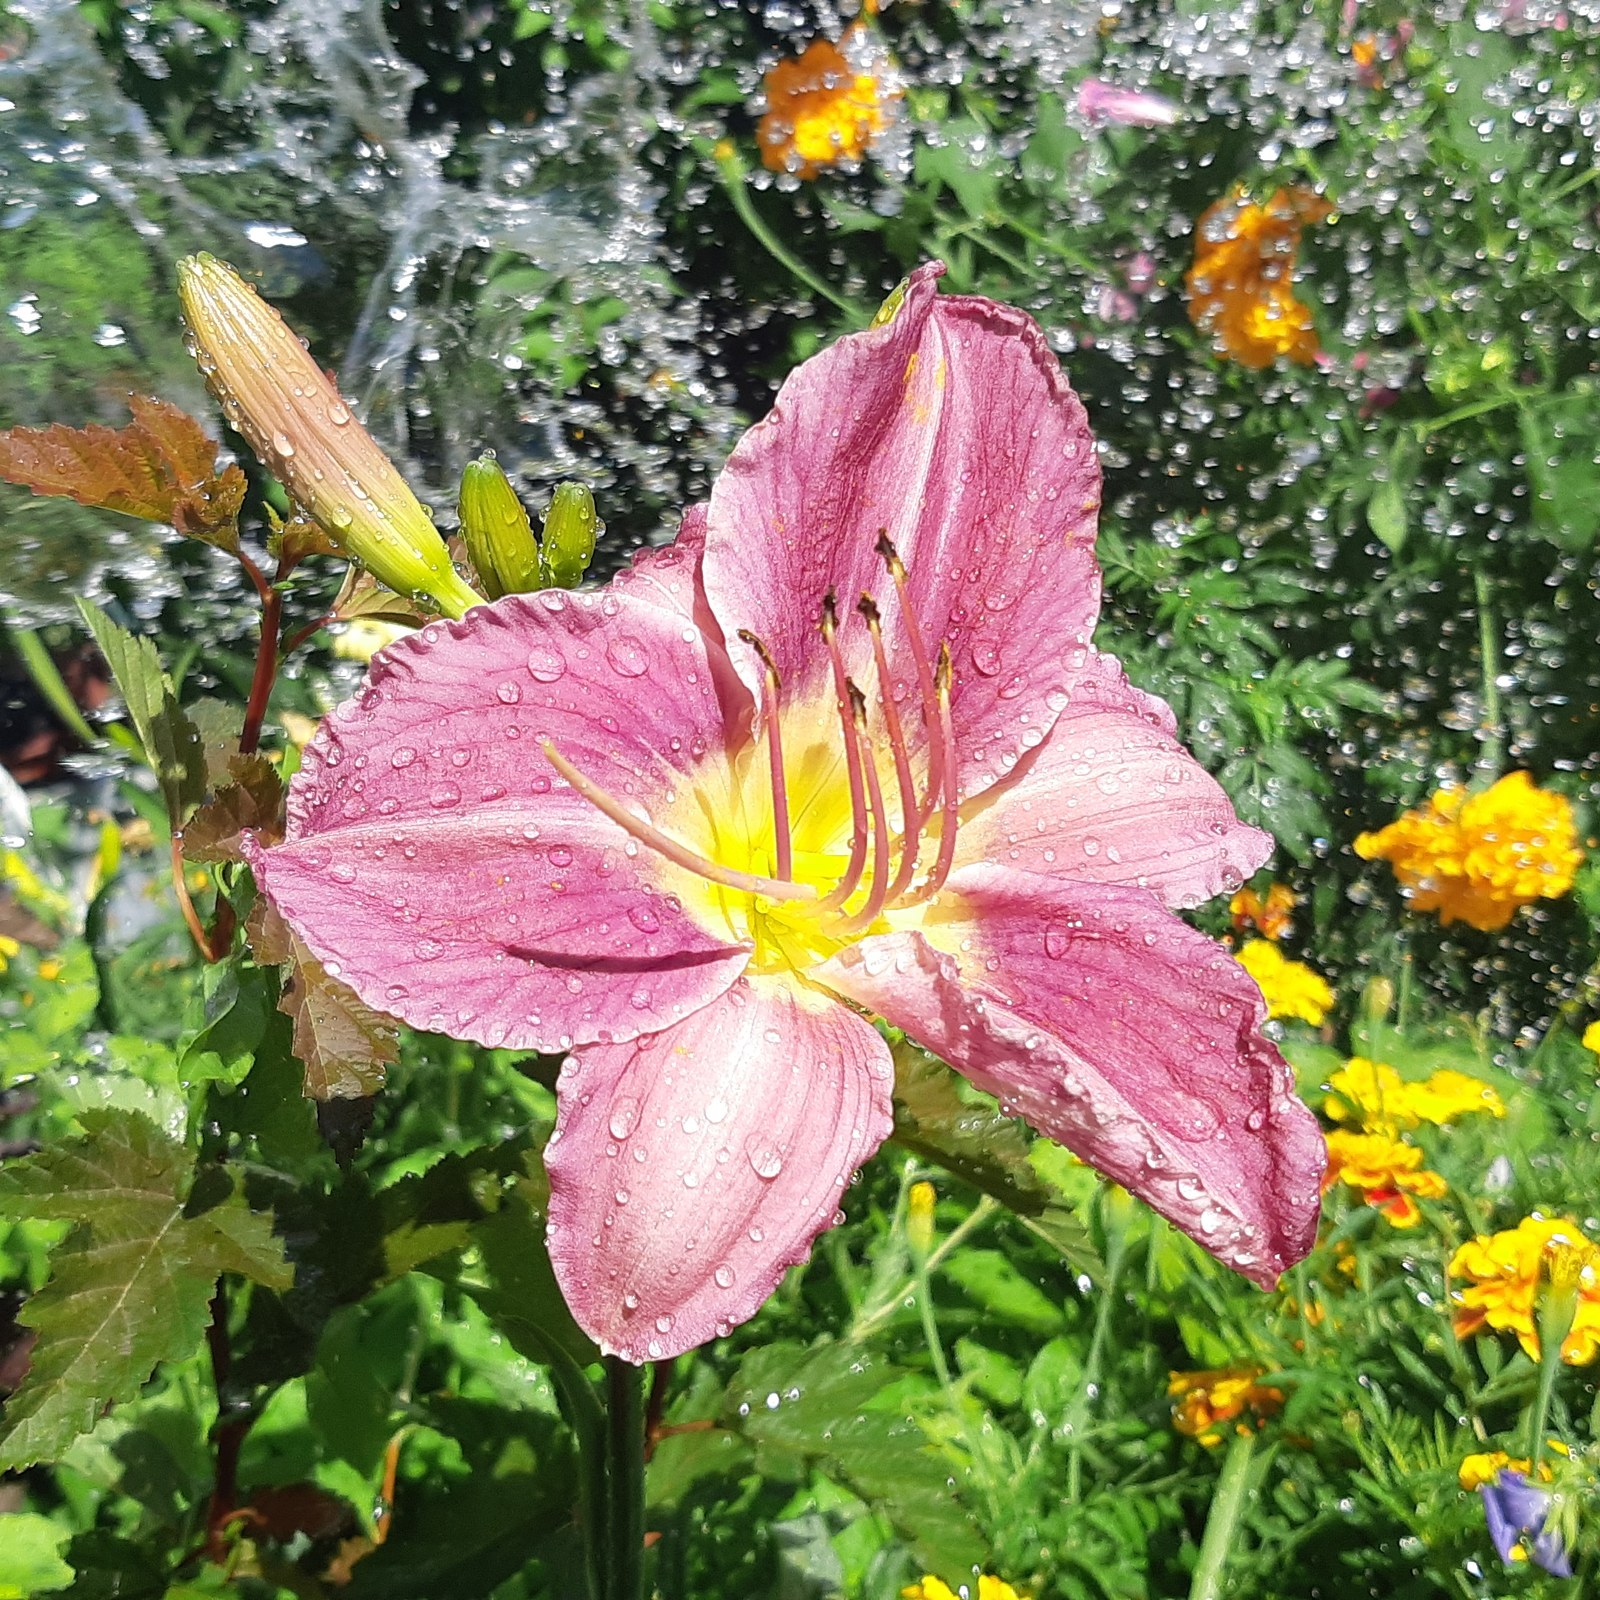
[239,585,282,758]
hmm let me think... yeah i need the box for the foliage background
[2,0,1600,1594]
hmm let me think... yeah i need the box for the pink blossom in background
[248,262,1326,1363]
[1076,79,1181,129]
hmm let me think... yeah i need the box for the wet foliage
[2,0,1600,1594]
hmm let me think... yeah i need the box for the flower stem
[239,583,283,757]
[604,1357,646,1600]
[1473,567,1504,780]
[1188,1430,1257,1600]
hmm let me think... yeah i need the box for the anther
[737,628,793,881]
[541,740,815,904]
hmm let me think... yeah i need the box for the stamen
[837,682,892,934]
[808,593,871,916]
[858,592,922,903]
[893,644,960,908]
[737,628,793,881]
[540,740,816,904]
[875,531,943,825]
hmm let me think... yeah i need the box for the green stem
[850,1195,998,1341]
[1473,568,1504,779]
[604,1357,646,1600]
[1067,1215,1128,1503]
[1412,391,1520,441]
[4,620,101,748]
[700,139,869,324]
[1188,1430,1257,1600]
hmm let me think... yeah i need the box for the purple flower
[1482,1472,1573,1578]
[1076,79,1181,129]
[246,262,1325,1363]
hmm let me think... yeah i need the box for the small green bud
[458,454,543,600]
[541,482,600,589]
[870,276,910,329]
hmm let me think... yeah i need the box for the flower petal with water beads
[700,261,1103,808]
[954,648,1271,911]
[544,974,894,1362]
[816,865,1326,1287]
[246,588,754,1054]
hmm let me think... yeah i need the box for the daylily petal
[820,865,1324,1285]
[701,261,1103,802]
[545,975,895,1360]
[250,589,750,1052]
[958,649,1271,908]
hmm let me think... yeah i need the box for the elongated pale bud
[906,1180,936,1261]
[458,454,542,600]
[541,482,599,589]
[176,254,480,620]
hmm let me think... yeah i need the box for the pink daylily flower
[1075,79,1181,129]
[249,263,1325,1362]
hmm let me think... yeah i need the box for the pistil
[738,629,793,881]
[858,592,923,903]
[892,644,959,908]
[875,532,944,825]
[540,740,817,904]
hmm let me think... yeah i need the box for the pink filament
[540,740,816,904]
[892,643,959,909]
[738,629,793,881]
[859,593,923,904]
[809,595,872,916]
[876,532,943,826]
[837,683,893,934]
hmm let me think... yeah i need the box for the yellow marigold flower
[1354,772,1582,932]
[1449,1216,1600,1364]
[903,1580,1024,1600]
[1322,1129,1448,1227]
[1186,186,1332,368]
[1230,881,1295,941]
[1583,1021,1600,1056]
[1325,1059,1504,1131]
[1405,1069,1505,1126]
[1458,1447,1563,1490]
[1235,940,1334,1026]
[0,933,19,974]
[37,957,63,982]
[758,29,899,179]
[1169,1367,1284,1448]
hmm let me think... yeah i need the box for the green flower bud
[176,253,480,620]
[871,276,911,329]
[458,454,542,600]
[541,482,600,589]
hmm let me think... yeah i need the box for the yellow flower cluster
[0,933,19,975]
[1186,186,1333,368]
[903,1579,1024,1600]
[1450,1216,1600,1364]
[758,30,898,179]
[1168,1367,1284,1447]
[1322,1130,1447,1228]
[1235,940,1334,1026]
[1458,1445,1564,1491]
[1325,1057,1505,1132]
[1229,882,1296,941]
[1354,773,1582,932]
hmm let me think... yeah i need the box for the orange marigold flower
[758,29,899,179]
[1230,881,1296,941]
[1449,1216,1600,1364]
[1322,1129,1448,1227]
[1354,772,1582,932]
[1186,186,1332,368]
[1169,1367,1284,1447]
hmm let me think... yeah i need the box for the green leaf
[890,1044,1098,1273]
[1366,478,1407,555]
[940,1249,1064,1337]
[724,1342,985,1578]
[0,1109,290,1469]
[0,1512,75,1596]
[75,601,205,823]
[179,961,275,1090]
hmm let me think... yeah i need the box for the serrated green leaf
[1366,479,1407,555]
[0,1512,75,1596]
[75,601,205,823]
[890,1045,1099,1274]
[0,1109,290,1468]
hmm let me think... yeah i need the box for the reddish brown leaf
[244,1482,355,1544]
[178,755,285,865]
[0,396,243,549]
[279,933,398,1100]
[331,565,429,628]
[268,509,340,567]
[244,897,294,967]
